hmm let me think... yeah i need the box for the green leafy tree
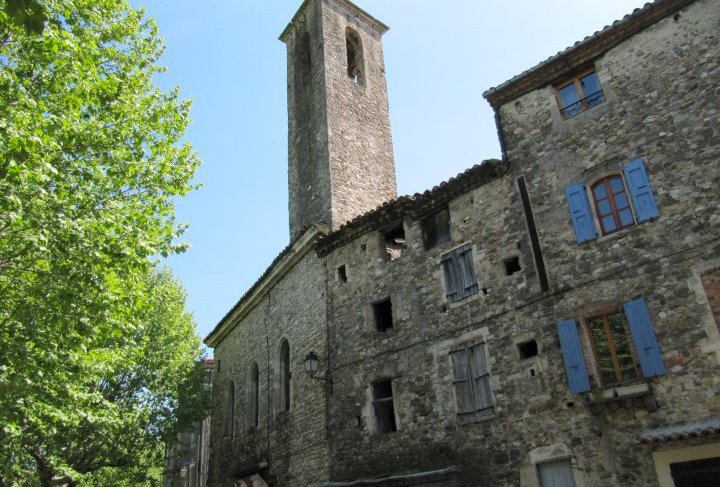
[0,0,205,485]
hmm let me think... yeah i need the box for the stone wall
[207,244,329,487]
[321,0,720,485]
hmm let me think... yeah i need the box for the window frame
[345,28,364,85]
[449,342,493,423]
[584,309,640,387]
[440,243,479,303]
[554,67,605,119]
[278,339,291,413]
[224,381,235,439]
[589,173,636,236]
[248,362,259,430]
[422,207,452,250]
[370,379,397,434]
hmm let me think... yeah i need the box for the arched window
[345,28,364,84]
[224,381,235,438]
[591,175,634,235]
[248,363,259,429]
[279,340,291,412]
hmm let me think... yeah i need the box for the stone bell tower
[280,0,397,240]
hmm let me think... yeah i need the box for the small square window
[371,379,397,434]
[422,208,451,249]
[372,298,393,332]
[555,68,605,119]
[504,256,522,276]
[517,339,538,359]
[337,265,348,282]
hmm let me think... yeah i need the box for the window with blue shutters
[557,319,591,394]
[557,297,666,392]
[565,157,659,241]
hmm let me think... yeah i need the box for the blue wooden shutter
[623,297,666,378]
[623,158,659,223]
[565,184,597,243]
[556,319,591,394]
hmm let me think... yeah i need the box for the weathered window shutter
[538,459,577,487]
[450,349,475,414]
[565,183,597,243]
[441,251,461,302]
[457,244,478,298]
[623,158,659,223]
[556,319,591,394]
[468,344,492,412]
[623,297,666,378]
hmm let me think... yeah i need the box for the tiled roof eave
[483,0,697,109]
[638,417,720,444]
[316,159,506,256]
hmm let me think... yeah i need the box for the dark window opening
[372,379,397,434]
[337,265,348,282]
[279,340,291,412]
[517,339,538,359]
[373,298,393,332]
[224,381,235,438]
[422,208,451,249]
[555,68,605,119]
[249,363,259,429]
[504,256,522,276]
[346,29,363,84]
[295,32,311,91]
[670,457,720,487]
[383,224,406,261]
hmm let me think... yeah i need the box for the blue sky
[130,0,648,345]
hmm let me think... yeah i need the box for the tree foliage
[0,0,205,484]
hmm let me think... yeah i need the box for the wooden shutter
[623,297,666,378]
[623,158,659,223]
[457,244,478,298]
[556,319,591,394]
[450,349,475,414]
[441,251,461,302]
[468,344,492,412]
[565,183,597,243]
[538,459,577,487]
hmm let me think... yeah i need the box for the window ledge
[458,411,495,426]
[587,382,652,404]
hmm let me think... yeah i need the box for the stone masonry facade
[205,0,720,486]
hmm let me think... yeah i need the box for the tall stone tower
[280,0,397,240]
